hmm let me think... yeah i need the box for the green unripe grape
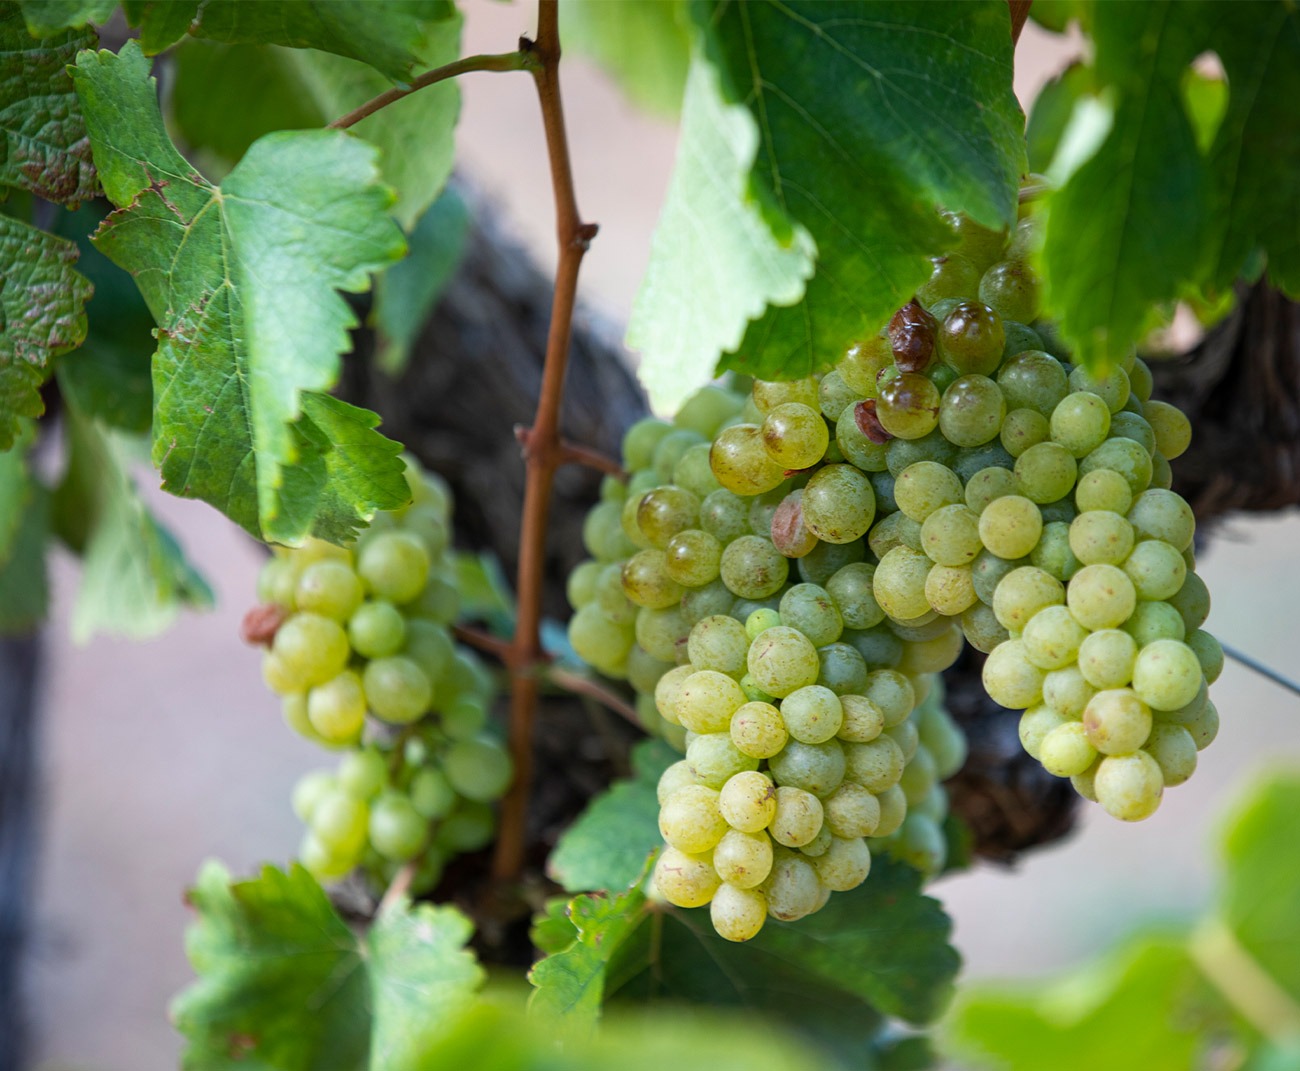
[835,404,891,472]
[442,698,488,741]
[940,374,1006,447]
[636,605,691,663]
[917,253,981,307]
[817,371,858,423]
[888,612,951,643]
[1094,751,1163,821]
[1083,688,1152,754]
[1131,639,1203,711]
[1076,468,1133,514]
[273,612,350,689]
[653,664,695,726]
[1124,601,1186,647]
[1019,704,1067,759]
[795,540,865,589]
[1030,520,1080,582]
[1001,320,1044,360]
[918,705,968,779]
[1081,438,1153,498]
[357,531,430,604]
[679,580,735,627]
[1077,628,1138,689]
[295,537,353,566]
[369,792,427,862]
[1123,540,1187,601]
[401,506,450,560]
[1000,407,1050,458]
[311,789,369,855]
[1014,442,1077,504]
[898,745,936,804]
[1067,563,1137,631]
[292,769,337,823]
[745,607,783,641]
[435,801,495,853]
[1110,411,1156,455]
[263,651,305,697]
[895,461,964,523]
[1022,604,1088,670]
[659,784,727,854]
[622,417,673,469]
[947,212,1007,271]
[979,259,1040,322]
[569,604,634,675]
[348,600,406,659]
[730,701,788,759]
[780,685,843,744]
[1050,392,1111,458]
[961,600,1009,653]
[876,372,942,439]
[1039,721,1098,777]
[938,301,1006,375]
[824,563,883,631]
[1127,489,1195,551]
[843,735,905,794]
[674,385,745,439]
[1144,723,1197,787]
[711,424,786,496]
[997,350,1068,416]
[768,738,847,796]
[363,656,432,725]
[925,562,978,616]
[678,670,747,733]
[1148,452,1173,490]
[886,428,959,477]
[868,511,922,559]
[1168,571,1211,633]
[409,766,456,820]
[799,464,876,545]
[815,643,868,696]
[1186,629,1223,684]
[752,377,819,413]
[1143,400,1192,459]
[970,548,1023,604]
[307,670,367,743]
[407,571,460,625]
[657,761,701,806]
[295,560,364,622]
[746,625,820,698]
[823,782,881,839]
[661,528,720,588]
[978,495,1042,559]
[1069,510,1135,566]
[719,536,789,600]
[582,499,633,561]
[1068,365,1131,414]
[983,639,1045,709]
[760,403,830,470]
[652,428,707,483]
[1182,699,1219,751]
[445,737,513,802]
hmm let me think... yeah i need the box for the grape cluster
[255,461,512,892]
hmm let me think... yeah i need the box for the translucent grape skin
[876,373,941,440]
[939,301,1006,375]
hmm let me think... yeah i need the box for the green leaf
[547,738,677,894]
[531,897,579,957]
[1025,62,1090,176]
[123,0,454,81]
[528,885,649,1031]
[1038,0,1208,368]
[1027,0,1079,34]
[451,546,515,634]
[0,5,98,202]
[625,51,814,412]
[374,187,470,371]
[73,42,409,543]
[698,0,1025,382]
[1195,1,1300,297]
[0,214,92,449]
[53,398,212,642]
[942,936,1214,1071]
[0,472,49,634]
[172,861,483,1071]
[18,0,115,35]
[0,420,30,559]
[562,0,691,116]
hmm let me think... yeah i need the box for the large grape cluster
[567,205,1222,939]
[255,460,512,893]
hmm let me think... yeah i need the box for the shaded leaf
[18,0,115,36]
[562,0,691,116]
[0,473,48,633]
[530,897,579,957]
[0,4,98,202]
[0,419,29,558]
[0,214,92,448]
[73,42,409,543]
[1025,62,1089,176]
[547,738,676,894]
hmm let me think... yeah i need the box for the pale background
[25,5,1300,1067]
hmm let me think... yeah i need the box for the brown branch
[493,0,598,881]
[377,860,418,915]
[1008,0,1032,44]
[546,667,641,727]
[514,425,624,477]
[327,51,537,130]
[452,623,515,662]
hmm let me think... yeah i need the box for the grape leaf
[53,399,212,642]
[374,187,470,371]
[608,856,958,1046]
[625,51,814,412]
[531,897,579,957]
[1038,0,1209,368]
[172,862,483,1071]
[942,936,1214,1071]
[0,471,48,634]
[697,0,1024,381]
[0,5,98,202]
[562,0,691,117]
[528,885,649,1031]
[73,42,409,543]
[0,421,29,559]
[547,738,677,894]
[0,214,92,449]
[122,0,455,82]
[18,0,115,35]
[1195,1,1300,297]
[1025,62,1089,176]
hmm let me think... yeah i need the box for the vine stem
[327,50,538,130]
[493,0,598,881]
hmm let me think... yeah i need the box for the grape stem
[515,425,625,478]
[327,50,539,130]
[451,623,515,662]
[377,860,418,916]
[1008,0,1032,44]
[545,667,641,727]
[494,0,598,881]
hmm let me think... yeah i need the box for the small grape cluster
[254,461,512,892]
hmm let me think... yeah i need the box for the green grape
[961,601,1009,653]
[1049,392,1111,458]
[1109,411,1156,455]
[311,789,369,855]
[778,584,843,647]
[1144,723,1197,787]
[965,466,1019,515]
[871,546,931,621]
[818,371,858,422]
[623,417,674,469]
[1124,601,1186,646]
[1131,638,1203,711]
[768,738,847,796]
[1149,452,1174,491]
[1069,510,1136,566]
[259,556,300,608]
[1019,704,1067,759]
[760,403,830,469]
[730,596,781,624]
[1126,358,1154,404]
[653,429,708,483]
[1039,721,1098,777]
[718,770,778,833]
[895,461,964,522]
[730,700,788,758]
[407,571,460,625]
[761,850,822,921]
[437,801,496,852]
[979,259,1040,322]
[1181,699,1219,751]
[997,350,1069,416]
[401,506,450,560]
[983,639,1045,709]
[1123,540,1187,601]
[1075,468,1133,514]
[825,563,884,631]
[917,253,981,307]
[837,694,886,743]
[838,335,893,396]
[281,692,323,742]
[938,301,1006,375]
[842,625,902,668]
[654,664,695,726]
[877,372,942,439]
[442,698,489,741]
[753,377,819,413]
[823,782,881,838]
[661,529,720,588]
[992,566,1065,630]
[688,732,761,786]
[978,495,1042,559]
[657,761,701,806]
[349,600,407,659]
[1042,665,1096,720]
[886,428,959,477]
[678,670,747,733]
[843,735,905,793]
[368,792,427,862]
[1067,563,1137,631]
[659,784,727,853]
[307,670,367,743]
[673,442,724,499]
[1168,571,1211,633]
[1127,489,1195,551]
[299,832,355,881]
[953,442,1016,484]
[745,607,782,640]
[970,548,1023,604]
[263,650,307,697]
[1083,688,1153,754]
[797,538,866,586]
[712,830,774,891]
[1081,438,1153,497]
[680,580,736,627]
[566,560,603,609]
[1068,365,1131,414]
[711,424,786,496]
[800,465,876,544]
[835,404,891,472]
[1076,629,1138,691]
[919,503,982,567]
[918,705,968,778]
[674,385,745,439]
[947,212,1007,271]
[939,374,1006,447]
[444,737,513,802]
[1013,442,1077,504]
[746,625,821,698]
[620,550,683,610]
[699,489,751,544]
[363,656,433,725]
[295,560,364,622]
[568,605,632,675]
[898,745,936,804]
[637,486,701,549]
[868,511,922,558]
[1186,629,1223,684]
[1143,400,1192,459]
[687,615,750,677]
[888,612,949,642]
[1030,520,1080,582]
[1022,604,1088,670]
[409,766,456,820]
[780,685,843,744]
[357,531,430,604]
[653,846,721,908]
[925,562,978,616]
[813,835,873,892]
[719,536,789,600]
[1001,321,1045,360]
[1094,751,1163,821]
[1000,407,1050,458]
[272,614,350,691]
[582,499,633,561]
[292,769,338,823]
